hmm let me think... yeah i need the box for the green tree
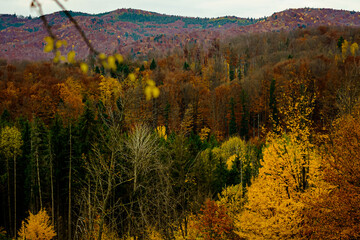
[0,125,23,237]
[337,36,345,51]
[150,58,157,70]
[228,97,237,136]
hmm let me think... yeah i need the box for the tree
[194,199,233,240]
[80,100,124,240]
[239,90,249,139]
[302,109,360,239]
[0,126,23,237]
[150,59,157,70]
[18,209,56,240]
[124,125,170,237]
[228,97,237,136]
[236,133,321,239]
[30,118,47,213]
[237,68,319,239]
[269,78,279,130]
[337,36,344,51]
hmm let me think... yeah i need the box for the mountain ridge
[1,7,360,61]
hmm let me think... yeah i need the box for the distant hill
[1,8,360,61]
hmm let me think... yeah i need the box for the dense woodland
[1,24,360,239]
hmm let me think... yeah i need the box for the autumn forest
[1,4,360,240]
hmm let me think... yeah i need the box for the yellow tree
[18,209,56,240]
[236,65,321,239]
[0,126,23,237]
[57,77,84,120]
[302,107,360,239]
[236,133,321,239]
[98,75,122,108]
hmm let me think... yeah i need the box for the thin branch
[53,0,99,56]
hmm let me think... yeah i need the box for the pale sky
[1,0,360,18]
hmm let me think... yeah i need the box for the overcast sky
[1,0,360,18]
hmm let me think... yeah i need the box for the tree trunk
[49,136,55,225]
[68,124,72,240]
[14,155,16,236]
[97,153,114,240]
[6,158,12,237]
[36,145,42,210]
[88,178,92,234]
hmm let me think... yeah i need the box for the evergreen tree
[150,58,157,70]
[229,67,235,81]
[139,64,145,72]
[183,61,190,71]
[337,36,345,51]
[0,109,11,127]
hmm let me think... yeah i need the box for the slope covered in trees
[1,7,360,239]
[1,8,360,61]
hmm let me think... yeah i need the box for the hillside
[1,8,360,61]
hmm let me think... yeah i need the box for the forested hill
[1,8,360,61]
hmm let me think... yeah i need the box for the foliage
[302,108,360,239]
[0,126,23,159]
[2,8,360,239]
[236,132,321,239]
[194,199,234,240]
[18,209,56,240]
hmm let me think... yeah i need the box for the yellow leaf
[55,40,63,49]
[146,79,155,87]
[80,63,88,74]
[44,36,54,52]
[108,56,116,71]
[152,86,160,98]
[53,51,61,63]
[67,51,76,63]
[128,73,136,82]
[99,53,106,60]
[114,53,123,63]
[145,86,152,101]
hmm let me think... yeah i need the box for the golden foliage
[217,184,244,219]
[0,125,23,159]
[236,133,321,239]
[43,36,54,53]
[145,226,163,240]
[302,109,360,239]
[58,77,84,119]
[144,79,160,101]
[156,125,167,140]
[18,209,56,240]
[199,127,211,142]
[180,104,194,135]
[173,214,199,240]
[99,75,122,106]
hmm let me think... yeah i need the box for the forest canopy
[1,10,360,239]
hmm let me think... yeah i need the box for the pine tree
[150,58,157,70]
